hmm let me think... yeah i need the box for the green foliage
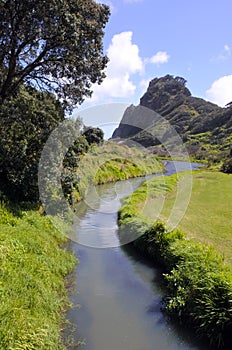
[0,202,77,349]
[221,158,232,174]
[0,87,65,201]
[74,142,163,203]
[164,246,232,348]
[94,159,146,184]
[118,173,178,227]
[62,132,90,205]
[61,122,106,205]
[0,0,110,111]
[83,126,104,145]
[0,88,105,204]
[0,201,17,225]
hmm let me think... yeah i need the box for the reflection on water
[66,161,210,350]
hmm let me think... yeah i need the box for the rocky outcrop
[112,75,232,158]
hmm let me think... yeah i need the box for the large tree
[0,0,110,111]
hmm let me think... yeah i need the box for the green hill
[112,75,232,160]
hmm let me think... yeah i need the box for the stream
[67,161,210,350]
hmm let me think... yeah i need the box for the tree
[221,158,232,174]
[61,124,104,205]
[0,0,110,111]
[83,126,104,145]
[0,87,65,200]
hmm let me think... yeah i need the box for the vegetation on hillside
[221,158,232,174]
[112,75,232,161]
[69,141,163,205]
[118,170,232,348]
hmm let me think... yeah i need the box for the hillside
[112,75,232,159]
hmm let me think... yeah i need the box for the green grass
[158,171,232,267]
[0,202,77,349]
[74,141,163,202]
[118,170,232,347]
[120,170,232,267]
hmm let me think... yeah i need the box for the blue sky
[74,0,232,136]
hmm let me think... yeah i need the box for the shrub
[221,158,232,174]
[164,262,232,348]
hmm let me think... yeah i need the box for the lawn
[153,171,232,266]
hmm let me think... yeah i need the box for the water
[67,161,210,350]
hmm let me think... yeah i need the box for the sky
[73,0,232,137]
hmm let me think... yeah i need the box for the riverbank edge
[0,201,77,349]
[117,172,232,349]
[71,142,164,204]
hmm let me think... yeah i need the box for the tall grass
[74,141,163,202]
[0,202,77,349]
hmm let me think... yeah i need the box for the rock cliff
[112,75,232,158]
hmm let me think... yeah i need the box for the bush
[164,261,232,348]
[221,158,232,174]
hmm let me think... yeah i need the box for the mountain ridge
[112,75,232,159]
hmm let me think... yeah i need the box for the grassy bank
[73,141,163,202]
[118,170,232,348]
[0,201,77,349]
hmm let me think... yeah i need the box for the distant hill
[112,75,232,159]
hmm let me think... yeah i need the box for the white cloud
[93,74,136,98]
[83,32,170,104]
[91,31,143,101]
[206,75,232,107]
[107,31,143,76]
[148,51,170,65]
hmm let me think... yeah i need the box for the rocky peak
[140,75,191,113]
[112,75,232,158]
